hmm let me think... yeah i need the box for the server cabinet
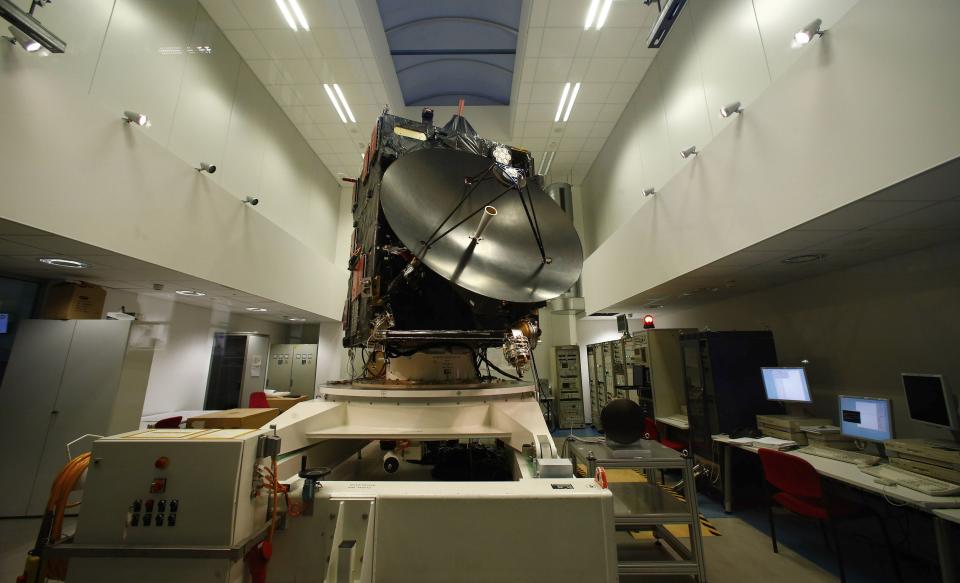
[550,345,585,428]
[680,331,782,460]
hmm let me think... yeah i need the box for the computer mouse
[874,478,897,486]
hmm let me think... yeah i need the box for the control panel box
[68,428,270,582]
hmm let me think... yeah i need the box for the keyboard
[860,464,960,496]
[796,446,880,466]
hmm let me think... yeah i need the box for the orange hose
[42,452,92,580]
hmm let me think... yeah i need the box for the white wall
[102,289,287,415]
[0,0,346,319]
[579,0,960,314]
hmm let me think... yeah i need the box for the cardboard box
[41,282,106,320]
[186,408,280,429]
[266,395,309,412]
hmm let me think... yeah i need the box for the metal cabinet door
[0,320,75,516]
[27,320,131,515]
[267,344,293,390]
[290,344,318,395]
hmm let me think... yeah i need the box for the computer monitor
[839,395,893,442]
[761,367,812,402]
[902,373,958,430]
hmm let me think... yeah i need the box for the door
[0,320,74,516]
[27,320,131,514]
[239,335,270,407]
[204,334,247,410]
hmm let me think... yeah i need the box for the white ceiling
[608,159,960,313]
[0,219,324,324]
[200,0,662,183]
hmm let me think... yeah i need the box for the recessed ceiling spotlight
[122,110,150,127]
[782,253,826,264]
[175,290,206,297]
[793,18,824,47]
[287,317,306,322]
[680,145,698,159]
[642,187,656,197]
[39,257,88,269]
[719,101,743,118]
[245,307,267,312]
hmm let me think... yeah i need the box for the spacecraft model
[343,105,584,380]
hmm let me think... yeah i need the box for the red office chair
[758,449,902,583]
[643,417,686,452]
[249,391,270,408]
[153,416,182,429]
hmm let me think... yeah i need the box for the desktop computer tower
[680,331,783,461]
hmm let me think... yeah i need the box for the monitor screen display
[839,396,892,442]
[902,374,957,430]
[761,367,812,402]
[0,313,7,334]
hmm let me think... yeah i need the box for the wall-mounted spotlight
[6,25,40,52]
[0,0,66,53]
[719,101,743,118]
[642,187,656,197]
[196,162,217,174]
[243,196,260,206]
[680,146,698,159]
[122,110,150,127]
[793,18,824,47]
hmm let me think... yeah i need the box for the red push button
[150,478,166,493]
[155,456,170,469]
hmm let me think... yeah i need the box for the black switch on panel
[155,514,164,526]
[132,499,142,512]
[143,513,152,525]
[130,513,140,527]
[157,499,166,512]
[167,514,176,527]
[170,499,179,512]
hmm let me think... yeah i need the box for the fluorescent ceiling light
[324,84,347,123]
[39,257,88,269]
[596,0,613,30]
[287,317,306,322]
[782,253,826,264]
[584,0,600,30]
[287,0,309,31]
[563,82,581,122]
[245,307,268,312]
[541,151,556,176]
[333,84,356,123]
[554,83,571,123]
[175,290,206,297]
[275,0,298,31]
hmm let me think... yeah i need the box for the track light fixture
[642,187,656,197]
[680,146,698,159]
[6,25,40,52]
[122,110,150,127]
[719,101,743,118]
[243,196,260,206]
[0,0,66,53]
[793,18,824,47]
[196,162,217,174]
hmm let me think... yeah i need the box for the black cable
[478,352,522,381]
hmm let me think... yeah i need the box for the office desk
[656,416,690,430]
[714,435,960,582]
